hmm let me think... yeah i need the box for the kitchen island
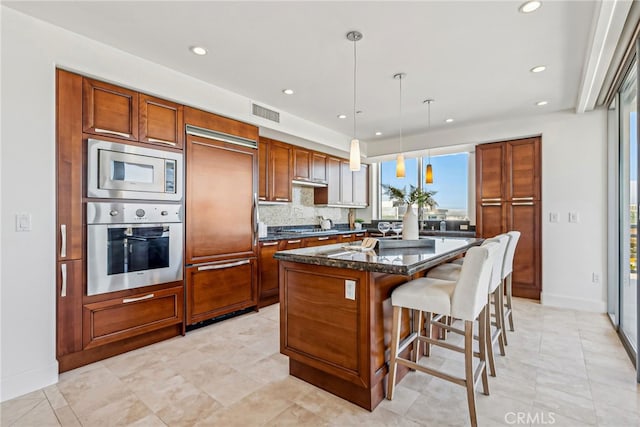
[274,237,482,411]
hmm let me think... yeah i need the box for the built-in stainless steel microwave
[87,139,183,201]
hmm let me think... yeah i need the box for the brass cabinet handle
[355,233,365,237]
[511,202,534,206]
[287,240,301,244]
[198,259,251,271]
[262,242,278,246]
[481,203,502,207]
[481,198,501,202]
[317,237,329,241]
[122,294,155,304]
[60,224,67,258]
[60,263,67,297]
[147,137,176,146]
[512,197,534,201]
[274,198,289,202]
[94,128,131,138]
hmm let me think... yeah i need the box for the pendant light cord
[427,100,431,162]
[353,37,357,139]
[399,75,403,143]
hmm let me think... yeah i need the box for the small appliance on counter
[319,216,333,230]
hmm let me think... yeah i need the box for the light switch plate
[345,280,356,300]
[568,212,579,223]
[549,212,559,223]
[16,213,32,231]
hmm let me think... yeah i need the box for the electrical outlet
[345,280,356,300]
[569,212,579,223]
[592,273,600,284]
[549,212,559,223]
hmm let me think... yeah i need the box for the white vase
[402,204,419,240]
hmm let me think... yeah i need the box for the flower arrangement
[381,184,438,209]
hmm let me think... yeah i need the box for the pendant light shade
[396,153,406,178]
[347,31,362,171]
[424,99,434,184]
[395,73,406,178]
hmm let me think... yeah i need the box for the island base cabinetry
[279,262,416,411]
[186,258,257,325]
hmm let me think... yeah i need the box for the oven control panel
[87,202,182,224]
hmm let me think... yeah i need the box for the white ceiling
[5,1,612,147]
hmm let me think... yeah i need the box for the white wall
[0,7,354,402]
[368,109,608,313]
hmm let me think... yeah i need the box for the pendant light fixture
[424,99,434,184]
[394,73,406,178]
[347,31,362,171]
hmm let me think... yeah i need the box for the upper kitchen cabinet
[505,137,541,201]
[476,141,504,202]
[312,152,327,183]
[293,147,311,182]
[258,137,292,203]
[139,94,184,149]
[314,156,341,205]
[352,163,369,207]
[340,161,354,205]
[82,77,139,141]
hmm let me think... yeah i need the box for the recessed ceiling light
[519,1,541,13]
[282,89,294,95]
[189,46,207,56]
[375,131,382,136]
[338,114,347,119]
[530,65,546,73]
[536,100,548,106]
[445,118,455,123]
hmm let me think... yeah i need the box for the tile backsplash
[258,186,349,227]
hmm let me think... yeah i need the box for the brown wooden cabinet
[186,259,257,324]
[139,94,184,149]
[293,147,312,181]
[304,235,340,247]
[258,137,292,203]
[259,241,280,307]
[82,77,139,141]
[312,152,327,183]
[83,286,183,349]
[279,238,304,250]
[340,161,354,205]
[476,136,541,299]
[56,260,83,356]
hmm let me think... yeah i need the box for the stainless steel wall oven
[87,202,183,296]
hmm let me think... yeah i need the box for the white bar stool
[425,234,510,377]
[387,243,498,427]
[502,231,521,335]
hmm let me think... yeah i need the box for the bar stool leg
[413,310,423,364]
[423,312,432,356]
[387,306,402,400]
[485,295,496,377]
[478,306,489,396]
[494,288,506,356]
[464,319,478,427]
[498,282,508,346]
[506,275,515,331]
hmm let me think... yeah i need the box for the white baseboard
[0,361,58,402]
[540,292,607,313]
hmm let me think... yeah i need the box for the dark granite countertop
[273,237,482,276]
[260,228,367,242]
[365,228,475,238]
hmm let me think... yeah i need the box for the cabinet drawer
[304,236,340,247]
[83,286,183,349]
[186,258,257,324]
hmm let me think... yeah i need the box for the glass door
[619,60,638,361]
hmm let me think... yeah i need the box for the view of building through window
[379,153,469,220]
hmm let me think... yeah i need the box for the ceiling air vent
[252,103,280,123]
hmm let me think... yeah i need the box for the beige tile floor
[2,298,639,426]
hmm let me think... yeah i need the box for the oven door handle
[198,259,250,272]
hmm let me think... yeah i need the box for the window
[378,153,469,220]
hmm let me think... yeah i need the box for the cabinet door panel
[56,70,84,261]
[57,260,83,356]
[293,148,311,180]
[186,259,257,324]
[279,239,304,250]
[506,202,541,299]
[476,203,505,238]
[341,161,354,205]
[270,141,292,202]
[259,242,280,306]
[83,78,138,141]
[83,286,183,349]
[312,153,327,183]
[258,139,268,201]
[186,136,257,264]
[352,164,369,206]
[505,137,540,200]
[139,94,184,149]
[476,142,503,201]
